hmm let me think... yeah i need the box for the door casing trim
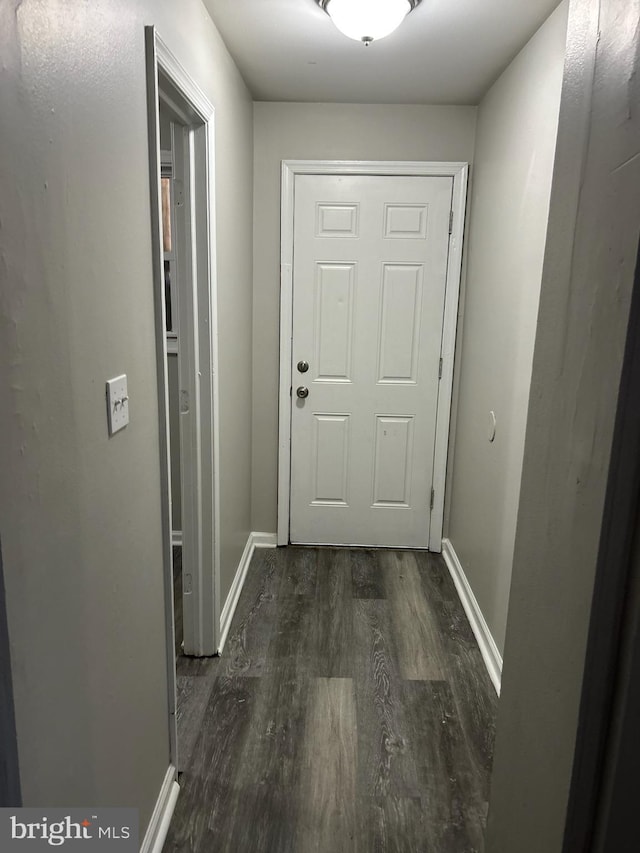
[277,160,469,551]
[145,27,222,765]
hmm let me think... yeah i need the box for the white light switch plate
[106,374,129,436]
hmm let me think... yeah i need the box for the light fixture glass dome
[325,0,412,44]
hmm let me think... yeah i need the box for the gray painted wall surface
[0,0,252,833]
[159,110,172,150]
[251,103,478,533]
[486,0,640,848]
[167,354,182,531]
[0,541,20,807]
[161,108,182,534]
[446,3,568,655]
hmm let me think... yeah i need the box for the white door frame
[277,160,468,552]
[145,26,222,759]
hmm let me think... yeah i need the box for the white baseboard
[140,765,180,853]
[441,538,502,695]
[171,530,182,547]
[218,531,277,654]
[250,531,278,549]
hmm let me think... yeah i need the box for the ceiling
[203,0,562,105]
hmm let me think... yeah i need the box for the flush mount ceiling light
[317,0,422,46]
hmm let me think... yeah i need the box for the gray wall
[446,2,568,655]
[161,108,182,534]
[0,0,252,834]
[0,540,20,807]
[167,354,182,531]
[251,103,478,533]
[159,110,172,150]
[486,0,640,848]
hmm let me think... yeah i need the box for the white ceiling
[203,0,562,105]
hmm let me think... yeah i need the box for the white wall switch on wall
[106,374,129,436]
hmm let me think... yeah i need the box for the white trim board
[217,532,278,654]
[146,26,222,661]
[140,765,180,853]
[145,25,222,771]
[442,538,502,695]
[277,160,468,551]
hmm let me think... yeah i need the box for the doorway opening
[145,28,221,771]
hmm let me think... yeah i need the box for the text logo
[0,809,138,851]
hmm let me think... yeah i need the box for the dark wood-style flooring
[165,547,497,853]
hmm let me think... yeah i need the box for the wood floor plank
[217,784,299,853]
[164,676,259,853]
[217,595,317,853]
[279,546,318,598]
[414,549,456,605]
[353,599,420,799]
[351,549,386,599]
[221,547,281,678]
[297,678,358,853]
[358,797,429,853]
[175,675,217,772]
[433,598,497,801]
[228,592,317,793]
[316,548,353,677]
[402,679,487,852]
[176,654,219,679]
[382,551,445,680]
[268,586,319,673]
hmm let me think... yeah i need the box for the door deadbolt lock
[296,386,309,399]
[297,360,309,373]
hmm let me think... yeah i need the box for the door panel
[384,203,429,239]
[315,263,355,381]
[290,174,453,548]
[312,414,351,505]
[377,264,424,383]
[372,416,415,506]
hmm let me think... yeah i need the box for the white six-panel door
[289,174,453,548]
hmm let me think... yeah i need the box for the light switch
[106,374,129,436]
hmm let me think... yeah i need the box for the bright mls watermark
[0,809,138,851]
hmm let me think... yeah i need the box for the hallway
[166,547,497,852]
